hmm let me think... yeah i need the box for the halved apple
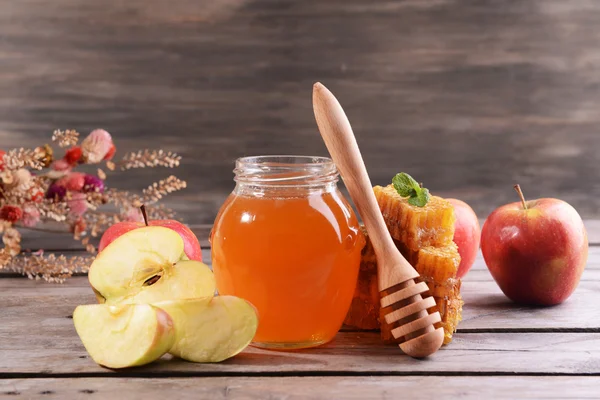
[88,227,215,305]
[154,296,259,363]
[73,303,175,369]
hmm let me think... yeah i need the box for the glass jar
[211,156,364,349]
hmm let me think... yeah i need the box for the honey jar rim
[234,155,339,187]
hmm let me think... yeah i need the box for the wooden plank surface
[2,273,599,331]
[3,376,600,400]
[1,330,599,376]
[2,272,599,375]
[2,0,600,224]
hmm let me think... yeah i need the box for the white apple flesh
[89,227,215,305]
[154,296,258,363]
[73,303,175,369]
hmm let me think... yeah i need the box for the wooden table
[2,223,600,399]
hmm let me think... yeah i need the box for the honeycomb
[373,185,455,251]
[344,185,463,345]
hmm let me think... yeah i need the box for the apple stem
[514,184,528,210]
[140,205,149,226]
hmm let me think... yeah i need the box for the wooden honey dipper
[312,82,444,358]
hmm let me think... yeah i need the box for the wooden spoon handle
[313,82,443,358]
[312,82,399,262]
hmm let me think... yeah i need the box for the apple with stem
[481,185,588,306]
[89,225,215,305]
[98,205,202,262]
[447,198,481,278]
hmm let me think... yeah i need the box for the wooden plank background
[1,0,600,225]
[3,377,600,399]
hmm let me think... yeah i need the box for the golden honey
[211,156,363,349]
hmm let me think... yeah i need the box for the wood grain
[3,376,600,399]
[3,275,599,330]
[2,270,600,375]
[2,330,599,375]
[1,0,600,224]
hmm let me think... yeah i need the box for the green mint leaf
[408,188,430,207]
[392,172,430,207]
[392,173,420,197]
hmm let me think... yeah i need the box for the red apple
[98,209,202,261]
[481,185,588,306]
[447,198,481,278]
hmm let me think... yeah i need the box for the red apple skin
[481,198,588,306]
[447,198,481,278]
[98,220,202,261]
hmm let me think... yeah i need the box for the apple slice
[155,296,258,363]
[122,260,216,305]
[89,226,215,304]
[73,303,175,369]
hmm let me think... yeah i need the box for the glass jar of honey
[211,156,364,349]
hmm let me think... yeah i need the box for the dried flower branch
[2,227,21,256]
[52,129,80,148]
[37,200,69,222]
[0,248,10,268]
[1,128,186,282]
[120,150,182,170]
[2,148,45,171]
[106,188,143,210]
[6,253,93,283]
[143,175,187,204]
[145,203,177,220]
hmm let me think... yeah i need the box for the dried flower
[73,217,86,240]
[52,129,80,148]
[143,175,187,204]
[45,184,67,201]
[81,129,114,164]
[67,192,88,216]
[64,146,83,166]
[28,188,45,203]
[0,205,23,223]
[3,168,32,192]
[104,144,116,161]
[0,248,10,268]
[120,150,181,170]
[2,128,186,283]
[51,159,71,173]
[83,174,104,193]
[57,172,85,192]
[21,205,41,227]
[0,170,13,186]
[47,158,72,182]
[2,226,21,256]
[34,145,54,168]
